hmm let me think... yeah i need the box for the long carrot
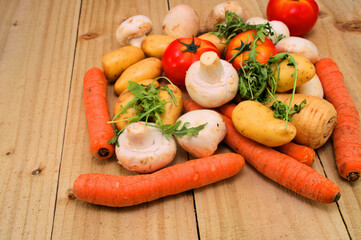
[316,58,361,181]
[184,99,341,203]
[274,142,315,166]
[188,99,315,166]
[73,152,245,207]
[83,67,115,159]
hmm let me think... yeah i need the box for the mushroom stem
[199,51,223,84]
[126,122,154,149]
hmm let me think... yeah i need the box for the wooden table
[1,0,360,239]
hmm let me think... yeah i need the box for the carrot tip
[333,192,341,202]
[97,148,110,158]
[346,172,360,182]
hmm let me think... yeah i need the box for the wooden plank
[52,1,199,239]
[0,0,81,239]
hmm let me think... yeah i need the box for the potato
[141,34,176,59]
[114,57,163,95]
[270,53,315,93]
[198,33,227,55]
[158,84,183,125]
[232,100,297,147]
[113,79,159,130]
[102,46,145,83]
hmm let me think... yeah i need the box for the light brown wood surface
[0,0,360,239]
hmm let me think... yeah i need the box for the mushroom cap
[116,122,176,173]
[185,52,239,108]
[175,110,226,158]
[275,36,319,63]
[162,4,199,38]
[116,15,152,47]
[205,1,247,32]
[245,16,268,25]
[269,20,290,44]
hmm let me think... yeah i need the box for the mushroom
[205,1,247,32]
[162,4,199,38]
[174,110,226,158]
[246,17,290,44]
[296,74,324,99]
[275,36,319,64]
[185,51,239,108]
[115,15,152,48]
[115,122,177,173]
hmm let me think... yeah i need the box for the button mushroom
[246,17,290,44]
[185,51,239,108]
[205,1,247,32]
[115,15,152,48]
[162,4,199,38]
[115,122,177,173]
[174,110,226,158]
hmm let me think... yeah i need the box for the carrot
[72,152,245,207]
[274,142,315,166]
[316,58,361,181]
[83,67,115,159]
[184,99,341,203]
[187,99,315,166]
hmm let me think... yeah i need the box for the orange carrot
[275,142,315,166]
[316,58,361,181]
[188,99,316,166]
[184,99,341,203]
[83,67,115,159]
[73,152,245,207]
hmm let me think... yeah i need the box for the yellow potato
[113,80,159,130]
[198,32,227,55]
[158,84,183,125]
[232,100,297,147]
[114,57,163,95]
[270,53,315,93]
[102,46,145,83]
[141,34,176,59]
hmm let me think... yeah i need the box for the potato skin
[198,33,227,55]
[102,46,145,83]
[141,34,176,59]
[158,84,183,125]
[270,53,315,93]
[114,57,163,95]
[232,100,297,147]
[113,80,159,130]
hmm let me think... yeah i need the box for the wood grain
[0,0,360,239]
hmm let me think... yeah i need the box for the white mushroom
[185,51,239,108]
[116,15,152,48]
[296,74,324,99]
[162,4,199,38]
[175,110,226,158]
[246,17,290,44]
[115,122,176,173]
[205,1,247,32]
[245,16,268,25]
[275,36,319,64]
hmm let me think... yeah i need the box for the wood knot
[336,20,361,32]
[32,168,41,175]
[80,32,99,40]
[318,10,327,18]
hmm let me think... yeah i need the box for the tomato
[225,30,277,71]
[266,0,319,36]
[162,37,220,86]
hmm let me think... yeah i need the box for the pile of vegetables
[76,1,361,208]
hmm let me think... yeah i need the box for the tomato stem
[177,37,200,53]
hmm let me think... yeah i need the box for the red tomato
[225,30,277,71]
[162,37,220,86]
[266,0,319,36]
